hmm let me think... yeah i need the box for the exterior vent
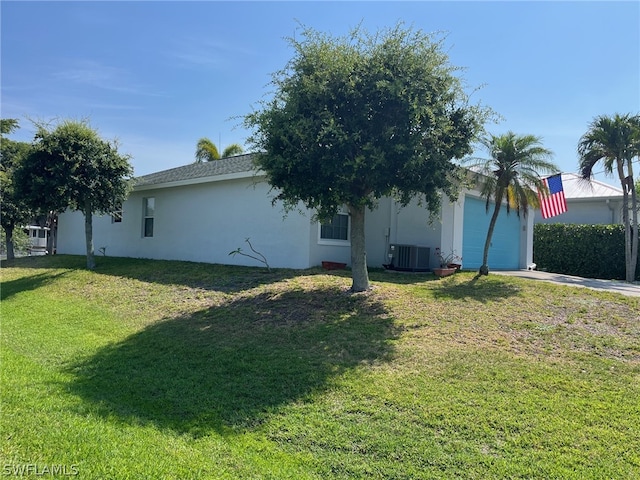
[389,244,430,272]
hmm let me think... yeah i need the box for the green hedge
[534,224,639,281]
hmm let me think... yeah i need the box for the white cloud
[167,37,255,70]
[52,59,163,97]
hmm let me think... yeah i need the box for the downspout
[387,197,397,264]
[606,199,616,224]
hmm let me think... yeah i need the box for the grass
[1,255,639,479]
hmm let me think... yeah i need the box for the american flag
[538,174,567,219]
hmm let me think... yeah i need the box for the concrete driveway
[494,270,640,297]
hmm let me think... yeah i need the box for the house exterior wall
[57,173,531,272]
[305,198,443,269]
[57,177,314,269]
[308,219,352,267]
[535,198,622,225]
[241,191,446,270]
[393,198,442,243]
[440,195,464,265]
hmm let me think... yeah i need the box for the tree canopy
[1,119,19,135]
[0,119,33,259]
[244,23,489,291]
[16,120,133,269]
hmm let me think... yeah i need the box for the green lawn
[1,255,639,479]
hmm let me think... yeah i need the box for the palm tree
[221,143,244,157]
[195,138,244,162]
[578,113,640,282]
[465,132,558,275]
[195,138,219,162]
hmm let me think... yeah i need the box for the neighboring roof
[561,172,623,200]
[134,154,259,189]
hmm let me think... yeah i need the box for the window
[111,204,123,223]
[320,213,349,242]
[143,197,154,237]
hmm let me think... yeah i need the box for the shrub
[533,224,639,280]
[0,228,31,257]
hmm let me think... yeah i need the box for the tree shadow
[368,268,436,286]
[0,271,67,301]
[0,255,86,270]
[93,256,306,293]
[369,269,522,303]
[429,274,522,303]
[2,255,306,294]
[66,285,398,437]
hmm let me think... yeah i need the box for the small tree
[244,24,488,291]
[0,119,33,260]
[463,132,558,275]
[578,113,640,282]
[16,120,133,269]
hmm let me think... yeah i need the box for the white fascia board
[134,170,266,192]
[567,195,623,203]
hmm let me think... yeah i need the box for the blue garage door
[462,196,521,270]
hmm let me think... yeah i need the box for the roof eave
[567,195,623,203]
[134,169,266,191]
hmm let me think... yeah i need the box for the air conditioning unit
[389,244,430,272]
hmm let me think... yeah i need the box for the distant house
[57,154,535,271]
[24,225,50,255]
[535,173,623,225]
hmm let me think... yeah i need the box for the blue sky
[2,1,638,180]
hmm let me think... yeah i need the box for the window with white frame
[111,204,123,223]
[319,213,349,243]
[143,197,154,237]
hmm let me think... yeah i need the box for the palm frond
[577,113,640,180]
[222,143,244,158]
[463,131,558,212]
[195,138,220,163]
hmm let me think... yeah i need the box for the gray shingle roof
[134,154,259,188]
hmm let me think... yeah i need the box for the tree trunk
[84,202,95,270]
[479,192,504,276]
[348,204,370,292]
[46,212,57,254]
[627,160,638,282]
[630,186,638,282]
[5,225,15,260]
[617,161,633,282]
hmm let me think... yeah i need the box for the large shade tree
[195,138,244,162]
[578,113,640,282]
[244,24,488,291]
[0,119,33,259]
[463,132,557,276]
[16,120,133,269]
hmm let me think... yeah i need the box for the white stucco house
[534,172,624,225]
[56,154,535,271]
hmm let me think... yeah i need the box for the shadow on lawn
[430,273,522,303]
[2,254,305,294]
[93,256,306,293]
[0,271,67,301]
[67,285,398,437]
